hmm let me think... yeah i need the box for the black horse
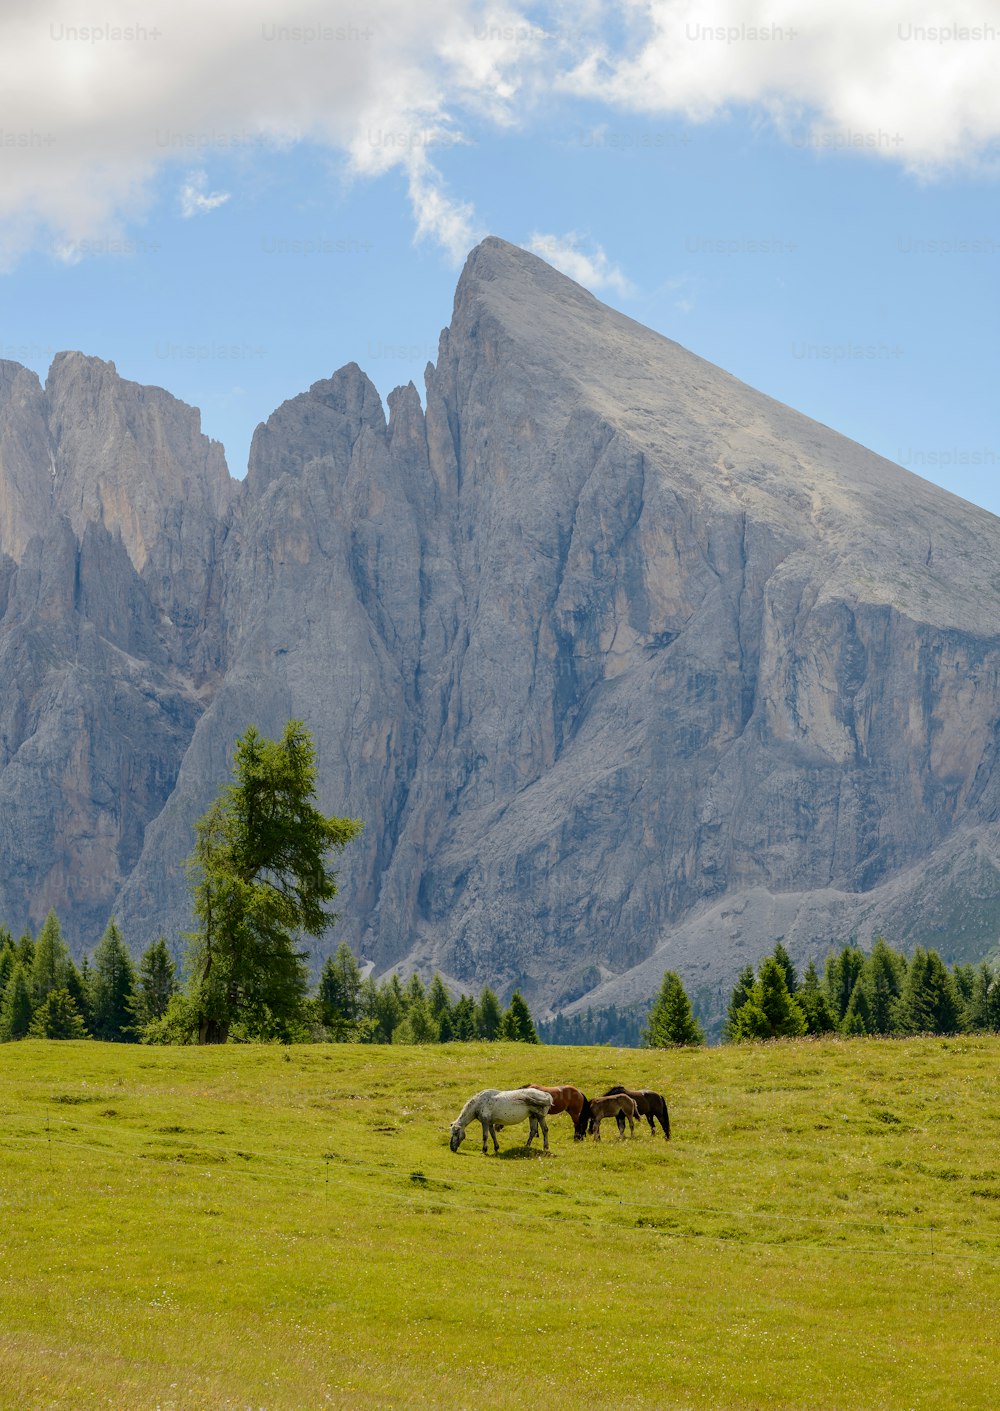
[603,1085,670,1139]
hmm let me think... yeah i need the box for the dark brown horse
[526,1084,593,1140]
[604,1085,671,1139]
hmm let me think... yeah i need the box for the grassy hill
[2,1036,999,1410]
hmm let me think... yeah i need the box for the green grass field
[2,1036,999,1411]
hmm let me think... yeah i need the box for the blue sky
[1,2,997,508]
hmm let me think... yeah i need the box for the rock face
[0,356,231,939]
[3,238,1000,1019]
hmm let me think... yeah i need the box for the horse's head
[449,1121,466,1152]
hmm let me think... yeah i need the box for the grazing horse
[449,1088,553,1154]
[604,1085,671,1139]
[588,1092,637,1141]
[526,1084,593,1140]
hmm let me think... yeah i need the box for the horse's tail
[576,1095,593,1137]
[660,1094,670,1139]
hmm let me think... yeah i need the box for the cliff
[3,239,1000,1018]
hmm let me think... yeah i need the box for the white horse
[449,1087,553,1154]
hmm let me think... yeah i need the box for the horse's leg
[616,1113,626,1137]
[526,1116,537,1148]
[539,1114,549,1151]
[647,1113,656,1135]
[626,1112,635,1137]
[592,1117,601,1142]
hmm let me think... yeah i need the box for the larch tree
[187,721,362,1043]
[30,911,70,1008]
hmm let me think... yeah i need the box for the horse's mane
[455,1089,497,1127]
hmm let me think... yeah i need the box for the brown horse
[588,1093,637,1140]
[526,1084,593,1140]
[604,1085,671,1139]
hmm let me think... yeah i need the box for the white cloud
[527,231,634,295]
[179,170,230,217]
[561,1,1000,176]
[0,1,997,270]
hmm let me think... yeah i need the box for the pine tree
[30,911,70,1008]
[962,962,1000,1032]
[730,958,806,1041]
[0,939,14,1005]
[644,970,704,1047]
[952,962,977,1015]
[404,972,426,1011]
[861,937,906,1035]
[438,1008,455,1042]
[427,975,452,1026]
[841,977,872,1035]
[16,930,35,970]
[897,948,961,1035]
[727,1000,772,1041]
[757,959,807,1036]
[451,994,477,1040]
[825,945,866,1024]
[131,939,178,1032]
[475,987,503,1040]
[771,942,798,995]
[65,958,93,1033]
[797,961,837,1034]
[375,975,406,1042]
[318,942,363,1034]
[90,920,137,1042]
[393,993,437,1043]
[0,962,33,1041]
[29,987,89,1039]
[499,991,538,1043]
[724,965,756,1039]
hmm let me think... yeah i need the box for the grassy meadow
[1,1036,999,1411]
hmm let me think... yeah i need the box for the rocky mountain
[2,238,1000,1020]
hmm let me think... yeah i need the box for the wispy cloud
[407,151,483,264]
[179,171,230,218]
[527,232,634,296]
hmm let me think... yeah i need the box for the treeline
[0,918,542,1045]
[0,914,176,1043]
[312,943,539,1044]
[726,939,1000,1041]
[539,1005,645,1048]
